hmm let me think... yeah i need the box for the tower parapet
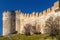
[35,12,39,17]
[43,10,47,15]
[30,13,32,17]
[26,13,30,18]
[47,8,51,13]
[31,12,35,17]
[39,12,43,16]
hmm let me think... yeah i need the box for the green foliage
[0,34,58,40]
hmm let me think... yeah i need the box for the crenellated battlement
[15,1,59,18]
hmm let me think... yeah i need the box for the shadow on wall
[11,11,17,34]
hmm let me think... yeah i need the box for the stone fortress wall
[15,1,59,34]
[3,1,60,36]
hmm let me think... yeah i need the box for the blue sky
[0,0,57,35]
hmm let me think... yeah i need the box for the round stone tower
[3,11,16,36]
